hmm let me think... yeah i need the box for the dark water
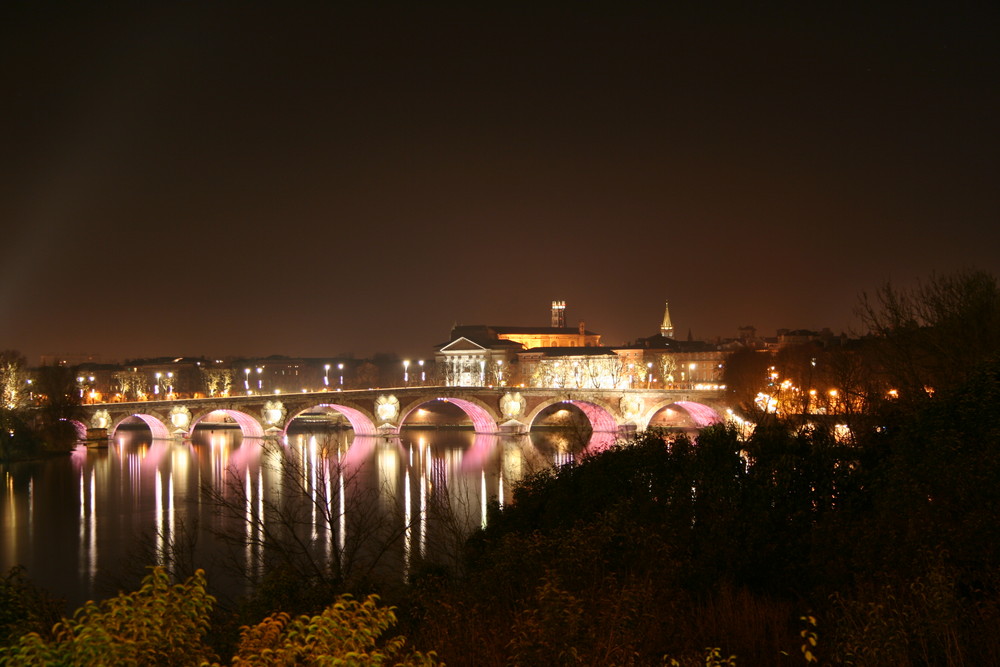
[1,425,615,610]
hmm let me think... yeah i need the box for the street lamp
[403,359,410,384]
[256,367,263,391]
[324,364,330,387]
[646,362,653,389]
[244,368,251,392]
[153,372,161,396]
[418,359,425,383]
[479,360,485,386]
[496,359,503,385]
[166,372,173,397]
[338,363,344,388]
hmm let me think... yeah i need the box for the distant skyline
[2,4,997,364]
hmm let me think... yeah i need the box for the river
[1,423,617,611]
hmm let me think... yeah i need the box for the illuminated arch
[398,397,499,434]
[111,413,171,440]
[283,403,378,436]
[188,410,265,439]
[644,400,723,429]
[525,398,620,433]
[66,419,88,441]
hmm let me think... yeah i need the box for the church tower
[660,301,674,339]
[551,300,566,328]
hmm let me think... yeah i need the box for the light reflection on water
[0,425,612,609]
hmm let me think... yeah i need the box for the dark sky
[1,3,997,364]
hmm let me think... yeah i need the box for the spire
[660,301,674,338]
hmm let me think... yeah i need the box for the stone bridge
[76,386,729,440]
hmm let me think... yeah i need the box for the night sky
[1,3,997,364]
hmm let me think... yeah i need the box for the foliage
[0,571,437,666]
[0,350,29,410]
[663,647,737,667]
[824,562,992,667]
[0,567,63,649]
[31,364,84,451]
[113,369,148,400]
[0,351,43,460]
[201,367,234,396]
[0,567,216,666]
[0,406,42,461]
[225,594,439,666]
[411,430,837,664]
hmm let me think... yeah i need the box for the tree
[0,350,28,410]
[0,570,437,666]
[657,353,678,387]
[722,347,773,414]
[202,436,415,621]
[201,367,234,397]
[113,369,147,401]
[0,568,217,666]
[32,364,83,450]
[226,594,439,666]
[857,268,1000,401]
[0,351,40,460]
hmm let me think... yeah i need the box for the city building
[435,301,601,386]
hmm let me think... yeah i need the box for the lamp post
[244,368,251,393]
[479,360,485,386]
[256,367,263,391]
[646,362,653,389]
[496,359,503,386]
[403,360,410,384]
[166,372,173,397]
[338,363,344,389]
[324,364,330,388]
[418,359,425,383]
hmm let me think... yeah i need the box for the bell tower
[660,301,674,338]
[551,300,566,328]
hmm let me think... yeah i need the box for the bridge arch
[642,400,723,430]
[398,396,499,434]
[282,403,378,436]
[525,398,620,433]
[188,409,265,439]
[111,413,171,440]
[66,419,88,441]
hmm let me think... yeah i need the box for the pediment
[439,337,488,353]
